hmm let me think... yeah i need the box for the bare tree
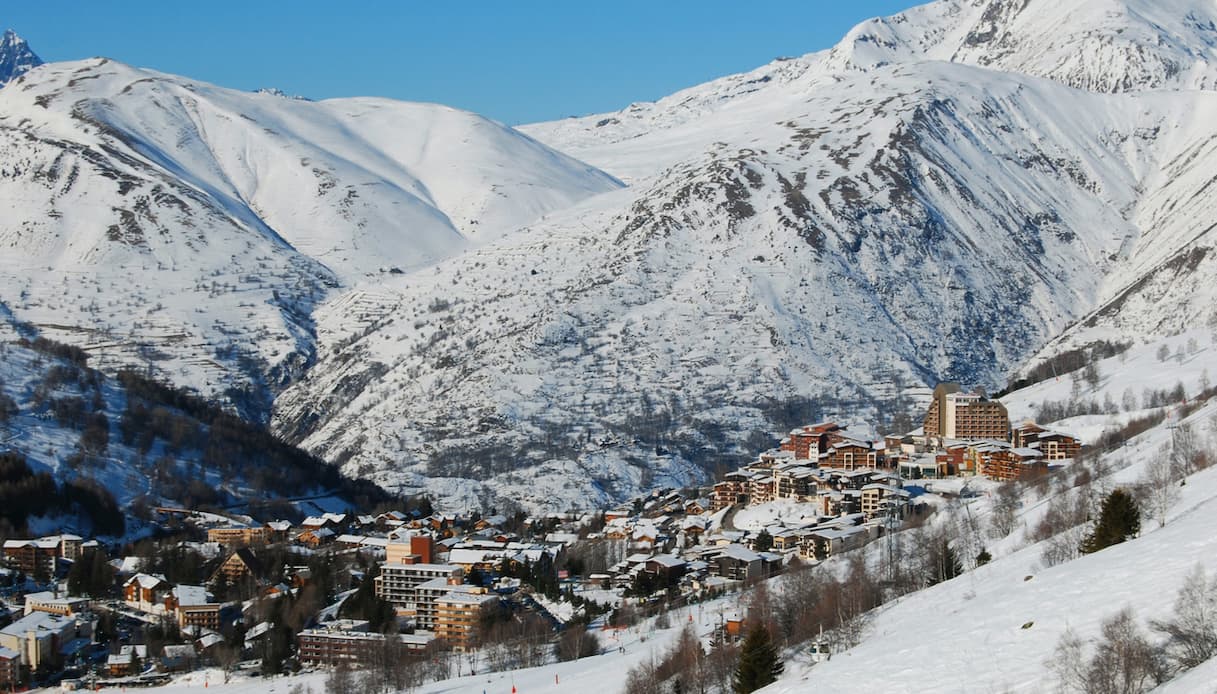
[1138,444,1180,529]
[1049,626,1089,693]
[988,483,1022,538]
[1050,608,1166,694]
[1152,564,1217,670]
[623,655,662,694]
[704,637,740,694]
[1040,526,1086,568]
[1171,423,1199,478]
[326,663,357,694]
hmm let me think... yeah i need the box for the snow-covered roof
[195,633,225,649]
[647,554,686,568]
[435,592,497,607]
[127,573,169,590]
[718,544,761,563]
[172,585,212,606]
[1,611,73,637]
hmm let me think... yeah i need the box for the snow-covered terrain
[0,57,618,419]
[63,339,1217,691]
[281,0,1217,511]
[7,0,1217,513]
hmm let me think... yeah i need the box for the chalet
[296,527,336,548]
[631,524,661,551]
[265,520,294,542]
[301,513,349,532]
[980,445,1048,482]
[447,547,508,573]
[107,645,147,677]
[768,528,804,552]
[1012,422,1082,460]
[374,510,410,530]
[644,555,688,584]
[681,516,709,545]
[684,498,708,516]
[210,548,265,585]
[604,507,633,523]
[803,525,874,561]
[159,644,197,673]
[709,545,765,582]
[822,438,882,470]
[124,573,173,612]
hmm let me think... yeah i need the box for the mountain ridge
[4,0,1217,513]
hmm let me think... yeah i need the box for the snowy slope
[277,52,1217,511]
[752,333,1217,692]
[522,0,1217,180]
[0,58,619,417]
[9,0,1217,514]
[84,338,1217,692]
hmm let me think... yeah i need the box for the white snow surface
[0,58,618,417]
[8,0,1217,514]
[44,350,1217,691]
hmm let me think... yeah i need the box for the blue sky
[4,1,917,124]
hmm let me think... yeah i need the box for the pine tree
[733,623,783,693]
[754,529,773,553]
[1081,488,1141,554]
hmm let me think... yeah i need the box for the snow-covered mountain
[273,0,1217,511]
[6,0,1217,513]
[0,58,619,418]
[522,0,1217,179]
[0,29,42,88]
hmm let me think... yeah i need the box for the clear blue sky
[4,1,917,125]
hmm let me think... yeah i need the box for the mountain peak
[827,0,1217,93]
[0,28,43,88]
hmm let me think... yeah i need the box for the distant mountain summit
[0,29,43,87]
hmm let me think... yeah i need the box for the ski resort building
[923,383,1010,444]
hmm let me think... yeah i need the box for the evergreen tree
[1081,488,1141,554]
[754,529,773,553]
[733,623,783,693]
[339,565,397,633]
